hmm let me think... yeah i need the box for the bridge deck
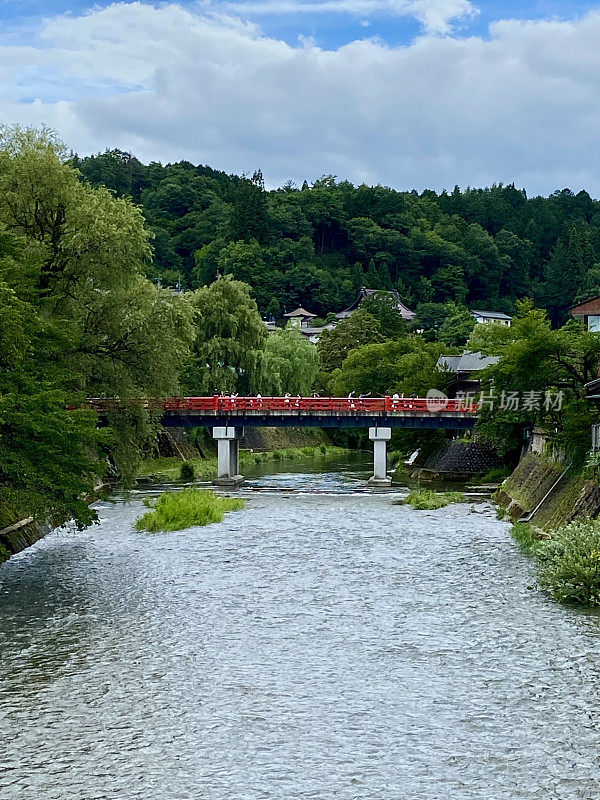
[89,396,478,430]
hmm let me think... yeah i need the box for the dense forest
[75,149,600,325]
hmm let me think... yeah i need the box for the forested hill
[74,149,600,325]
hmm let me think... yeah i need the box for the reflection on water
[2,462,600,800]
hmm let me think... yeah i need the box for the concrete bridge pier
[368,426,392,487]
[212,427,244,487]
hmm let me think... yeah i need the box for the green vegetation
[511,522,542,555]
[180,462,195,481]
[6,127,600,548]
[0,126,195,530]
[137,445,349,482]
[480,467,512,483]
[474,301,600,465]
[183,275,267,394]
[513,519,600,607]
[262,327,320,395]
[135,488,245,532]
[536,520,600,606]
[404,489,465,510]
[76,152,600,331]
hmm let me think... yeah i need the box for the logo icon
[426,389,450,412]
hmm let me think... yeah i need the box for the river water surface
[2,459,600,799]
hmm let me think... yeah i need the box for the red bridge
[90,396,478,487]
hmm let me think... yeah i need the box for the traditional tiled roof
[283,307,316,318]
[336,288,416,321]
[437,352,499,374]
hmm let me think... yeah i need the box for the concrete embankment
[496,452,600,530]
[0,482,111,565]
[0,516,55,564]
[398,439,505,483]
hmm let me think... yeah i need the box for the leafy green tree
[330,338,445,397]
[266,296,281,319]
[0,273,102,528]
[261,327,319,395]
[477,301,600,462]
[317,309,384,372]
[361,290,407,337]
[0,125,195,398]
[430,264,467,304]
[228,171,270,243]
[216,239,265,286]
[184,276,267,393]
[573,266,600,305]
[545,225,594,324]
[437,304,476,346]
[0,127,196,529]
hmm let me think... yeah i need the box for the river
[1,457,600,799]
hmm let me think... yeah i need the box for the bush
[179,462,195,481]
[481,466,512,483]
[404,489,465,510]
[135,488,245,532]
[536,520,600,606]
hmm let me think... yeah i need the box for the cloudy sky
[2,0,600,194]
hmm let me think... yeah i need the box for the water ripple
[1,473,600,799]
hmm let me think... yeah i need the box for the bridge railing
[158,396,478,414]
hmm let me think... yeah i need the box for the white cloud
[2,3,600,195]
[215,0,478,35]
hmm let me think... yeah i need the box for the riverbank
[495,451,600,606]
[495,452,599,530]
[137,445,352,483]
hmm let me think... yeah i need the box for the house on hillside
[437,351,499,398]
[570,296,600,332]
[471,310,512,326]
[336,288,416,322]
[282,306,333,344]
[283,307,317,329]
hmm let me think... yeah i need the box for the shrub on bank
[404,489,465,510]
[135,488,245,532]
[180,462,195,481]
[535,520,600,606]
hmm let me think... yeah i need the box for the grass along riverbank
[136,488,245,532]
[512,519,600,606]
[137,445,351,482]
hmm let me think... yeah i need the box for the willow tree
[261,326,320,395]
[0,127,196,526]
[184,275,267,394]
[0,269,101,533]
[0,125,195,398]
